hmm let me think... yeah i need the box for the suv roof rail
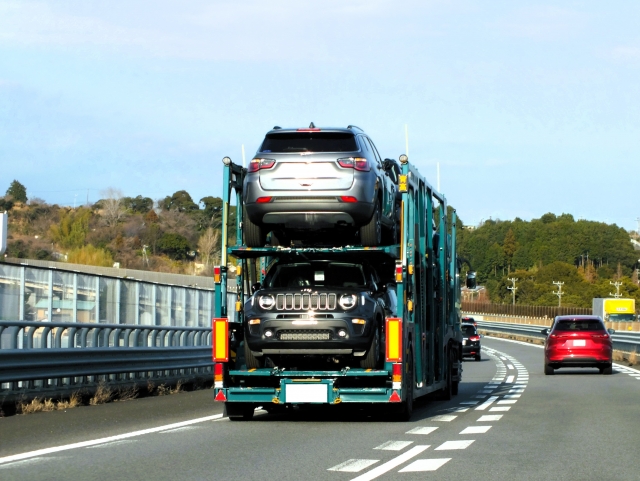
[347,125,364,132]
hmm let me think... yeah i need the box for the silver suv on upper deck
[242,125,400,247]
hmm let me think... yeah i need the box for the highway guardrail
[0,320,213,393]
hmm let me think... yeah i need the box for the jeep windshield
[265,262,366,288]
[259,132,358,153]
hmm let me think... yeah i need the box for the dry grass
[613,351,625,362]
[156,384,170,396]
[146,380,156,394]
[56,392,82,410]
[628,350,638,366]
[116,385,139,402]
[89,383,113,405]
[19,397,54,414]
[171,380,183,395]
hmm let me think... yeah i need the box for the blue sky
[1,1,639,230]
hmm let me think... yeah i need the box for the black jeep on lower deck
[242,259,394,370]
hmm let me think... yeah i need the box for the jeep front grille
[275,293,337,311]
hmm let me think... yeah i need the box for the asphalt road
[2,337,639,481]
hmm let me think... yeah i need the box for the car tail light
[469,335,480,341]
[386,317,402,362]
[337,157,370,172]
[212,318,229,362]
[340,196,357,203]
[248,158,276,172]
[591,333,609,339]
[256,197,273,203]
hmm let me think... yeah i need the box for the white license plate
[573,339,586,347]
[285,383,328,403]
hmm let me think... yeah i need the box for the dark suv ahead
[242,258,388,369]
[242,125,399,247]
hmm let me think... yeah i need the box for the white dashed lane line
[325,346,528,478]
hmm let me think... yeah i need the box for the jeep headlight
[258,295,275,310]
[339,294,357,310]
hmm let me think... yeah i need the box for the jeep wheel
[243,207,266,247]
[244,340,263,369]
[360,327,381,369]
[360,201,381,246]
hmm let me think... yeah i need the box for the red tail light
[469,335,480,341]
[248,158,276,172]
[337,157,370,172]
[214,363,224,382]
[340,196,357,203]
[256,197,273,203]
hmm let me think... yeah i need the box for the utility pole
[507,277,518,305]
[609,280,623,298]
[553,281,564,307]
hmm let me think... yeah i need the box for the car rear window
[259,132,358,153]
[553,319,605,331]
[461,325,477,336]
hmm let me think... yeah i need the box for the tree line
[1,180,235,276]
[457,213,640,308]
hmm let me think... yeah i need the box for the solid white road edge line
[0,413,224,465]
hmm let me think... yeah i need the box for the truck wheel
[394,348,413,421]
[225,402,255,421]
[244,340,263,369]
[360,201,381,246]
[452,352,460,395]
[360,328,381,369]
[243,207,266,247]
[544,363,554,375]
[440,352,453,401]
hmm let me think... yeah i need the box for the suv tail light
[337,157,370,172]
[469,335,480,341]
[248,158,276,173]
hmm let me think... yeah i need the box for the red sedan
[543,315,615,375]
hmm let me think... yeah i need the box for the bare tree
[100,188,126,228]
[197,228,220,267]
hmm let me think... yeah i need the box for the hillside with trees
[1,180,235,276]
[458,213,640,308]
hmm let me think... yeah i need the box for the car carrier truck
[212,154,475,420]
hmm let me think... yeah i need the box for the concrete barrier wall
[462,312,640,332]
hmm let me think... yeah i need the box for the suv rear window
[553,319,605,331]
[259,132,358,153]
[266,262,366,288]
[461,325,477,336]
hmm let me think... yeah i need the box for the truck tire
[243,207,266,247]
[360,327,381,369]
[225,402,255,421]
[244,340,263,369]
[440,351,453,401]
[394,348,413,421]
[360,201,381,246]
